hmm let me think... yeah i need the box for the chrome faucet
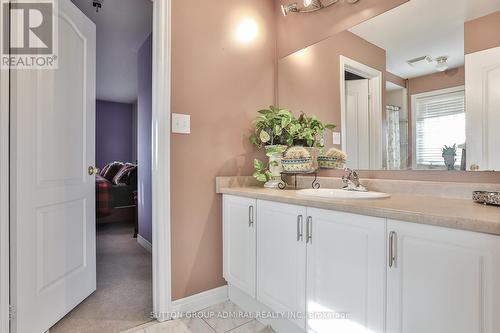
[342,168,368,192]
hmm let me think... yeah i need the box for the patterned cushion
[99,163,111,176]
[102,162,123,182]
[126,166,137,186]
[112,163,137,185]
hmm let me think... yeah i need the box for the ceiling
[349,0,500,79]
[386,81,403,91]
[71,0,153,103]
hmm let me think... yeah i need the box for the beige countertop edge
[217,187,500,237]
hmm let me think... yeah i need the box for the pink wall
[274,0,408,58]
[386,71,406,88]
[407,66,465,96]
[171,0,275,300]
[465,10,500,55]
[278,31,386,147]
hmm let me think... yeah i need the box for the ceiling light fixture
[281,3,298,16]
[92,0,103,12]
[281,0,359,17]
[303,0,321,8]
[435,56,449,72]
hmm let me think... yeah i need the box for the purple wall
[96,100,134,169]
[137,34,152,243]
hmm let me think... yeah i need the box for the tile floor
[122,301,275,333]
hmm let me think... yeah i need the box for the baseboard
[171,285,228,314]
[137,234,152,253]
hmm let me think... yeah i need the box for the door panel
[465,46,500,171]
[37,14,87,185]
[306,208,386,333]
[10,1,96,332]
[256,200,307,330]
[223,195,257,297]
[346,79,370,169]
[387,220,500,333]
[36,199,86,291]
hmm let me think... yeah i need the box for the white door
[465,46,500,171]
[256,200,307,330]
[345,79,370,169]
[387,220,500,333]
[9,1,96,332]
[223,195,257,297]
[306,208,386,333]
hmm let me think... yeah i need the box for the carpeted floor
[51,221,153,333]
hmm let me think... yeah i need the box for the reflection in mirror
[385,82,408,170]
[278,0,500,171]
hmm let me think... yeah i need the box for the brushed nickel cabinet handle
[389,231,397,268]
[248,205,254,227]
[297,215,303,242]
[306,216,312,244]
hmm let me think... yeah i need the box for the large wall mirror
[278,0,500,171]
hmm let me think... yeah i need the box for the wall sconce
[235,18,259,44]
[281,0,360,17]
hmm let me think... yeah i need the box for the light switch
[172,113,190,134]
[332,132,341,145]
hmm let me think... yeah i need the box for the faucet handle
[342,167,352,183]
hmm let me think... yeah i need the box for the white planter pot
[264,145,286,189]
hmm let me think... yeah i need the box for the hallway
[51,221,153,333]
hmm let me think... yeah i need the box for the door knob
[88,166,99,175]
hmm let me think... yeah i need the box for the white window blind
[413,89,465,169]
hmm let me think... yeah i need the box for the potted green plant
[442,144,457,170]
[250,106,294,148]
[250,106,292,187]
[288,112,336,169]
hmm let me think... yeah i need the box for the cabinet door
[306,208,386,333]
[387,220,500,333]
[223,195,257,297]
[257,200,307,330]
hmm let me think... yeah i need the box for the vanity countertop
[217,183,500,236]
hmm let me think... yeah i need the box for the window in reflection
[412,87,466,169]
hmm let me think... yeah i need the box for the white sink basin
[297,188,391,200]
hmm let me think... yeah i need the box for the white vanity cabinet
[223,195,257,297]
[222,195,500,333]
[306,208,386,333]
[256,200,307,330]
[386,219,500,333]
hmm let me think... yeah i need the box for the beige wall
[171,0,275,300]
[274,0,408,58]
[278,31,386,147]
[465,10,500,55]
[407,66,465,96]
[386,71,406,88]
